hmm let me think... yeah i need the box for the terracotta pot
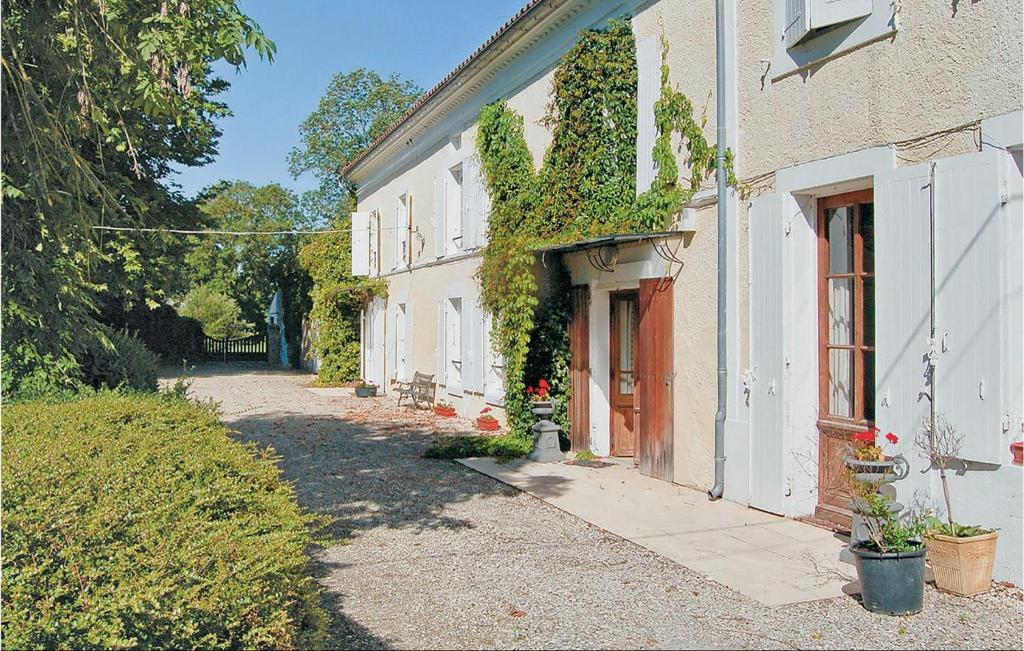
[434,405,456,418]
[925,531,998,596]
[1011,441,1023,465]
[476,417,499,431]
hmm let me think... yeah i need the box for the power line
[90,225,344,235]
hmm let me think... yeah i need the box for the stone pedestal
[528,418,564,463]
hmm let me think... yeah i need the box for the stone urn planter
[530,399,554,420]
[850,543,927,616]
[924,530,999,596]
[528,399,562,463]
[844,454,909,484]
[354,385,377,398]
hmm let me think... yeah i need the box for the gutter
[709,0,728,500]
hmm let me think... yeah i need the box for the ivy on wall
[477,20,733,446]
[299,217,386,385]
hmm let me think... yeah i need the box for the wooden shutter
[434,173,445,260]
[637,278,674,481]
[635,36,659,195]
[569,285,591,452]
[933,150,1021,464]
[748,194,786,514]
[404,301,414,380]
[436,300,445,383]
[810,0,871,32]
[351,211,371,276]
[462,156,479,250]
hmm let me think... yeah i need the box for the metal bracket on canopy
[649,238,684,266]
[586,247,616,272]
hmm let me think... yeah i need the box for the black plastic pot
[355,386,377,398]
[851,543,926,615]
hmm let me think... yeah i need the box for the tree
[184,181,312,365]
[287,69,421,222]
[178,284,252,340]
[1,0,274,394]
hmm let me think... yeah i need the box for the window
[483,312,505,403]
[393,194,410,270]
[445,164,463,256]
[818,190,874,423]
[446,297,463,394]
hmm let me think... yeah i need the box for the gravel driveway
[182,363,1023,650]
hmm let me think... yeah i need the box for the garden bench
[396,371,436,408]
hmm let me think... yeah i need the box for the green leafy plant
[423,433,533,460]
[77,326,159,393]
[475,20,734,453]
[861,492,927,553]
[575,449,597,462]
[178,283,254,340]
[2,393,328,648]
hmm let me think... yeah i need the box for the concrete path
[460,458,853,606]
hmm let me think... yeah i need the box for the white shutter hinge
[768,379,777,396]
[978,378,985,401]
[880,387,891,407]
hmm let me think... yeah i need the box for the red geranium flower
[538,379,549,390]
[885,432,899,444]
[527,386,534,395]
[852,430,875,443]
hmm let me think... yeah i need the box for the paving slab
[460,456,855,606]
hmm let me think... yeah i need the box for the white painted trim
[982,110,1024,151]
[775,145,896,194]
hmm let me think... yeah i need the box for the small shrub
[574,449,597,461]
[78,326,158,392]
[424,433,532,460]
[104,303,205,363]
[178,284,253,340]
[2,393,328,649]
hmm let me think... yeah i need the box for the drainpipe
[709,0,728,500]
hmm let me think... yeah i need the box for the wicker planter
[476,417,499,431]
[925,531,998,596]
[355,385,377,398]
[434,405,456,418]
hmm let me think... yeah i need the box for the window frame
[816,188,874,429]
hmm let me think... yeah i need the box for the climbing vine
[477,20,733,444]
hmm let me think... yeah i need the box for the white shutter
[873,163,932,471]
[436,300,445,384]
[461,298,476,392]
[392,197,401,270]
[635,36,659,195]
[351,211,371,276]
[748,194,786,515]
[373,298,386,390]
[368,211,379,276]
[810,0,871,31]
[785,0,810,47]
[933,150,1021,464]
[462,155,480,250]
[404,301,414,380]
[434,174,445,260]
[472,297,486,392]
[386,303,397,381]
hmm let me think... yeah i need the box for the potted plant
[850,492,928,616]
[1011,440,1023,466]
[915,415,999,597]
[476,407,499,431]
[527,379,554,419]
[845,426,909,483]
[354,380,377,398]
[433,401,456,418]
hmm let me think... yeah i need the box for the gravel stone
[180,363,1024,650]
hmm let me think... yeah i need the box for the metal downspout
[709,0,728,500]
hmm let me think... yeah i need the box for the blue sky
[170,0,526,198]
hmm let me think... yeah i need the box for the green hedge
[1,394,328,649]
[423,433,533,460]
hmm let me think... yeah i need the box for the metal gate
[204,332,267,361]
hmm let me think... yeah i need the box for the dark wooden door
[638,278,674,481]
[568,285,591,452]
[609,290,638,457]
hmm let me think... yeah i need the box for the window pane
[860,202,874,273]
[863,276,875,347]
[827,207,853,273]
[829,348,853,418]
[828,278,853,345]
[864,350,876,421]
[618,299,635,394]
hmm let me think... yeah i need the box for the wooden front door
[609,290,639,457]
[816,189,875,528]
[568,285,591,452]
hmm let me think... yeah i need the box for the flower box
[434,404,456,418]
[476,416,499,431]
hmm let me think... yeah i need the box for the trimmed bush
[103,303,205,364]
[2,394,328,649]
[423,433,533,460]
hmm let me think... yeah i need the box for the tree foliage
[185,181,311,342]
[288,69,421,221]
[1,0,274,395]
[178,283,253,340]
